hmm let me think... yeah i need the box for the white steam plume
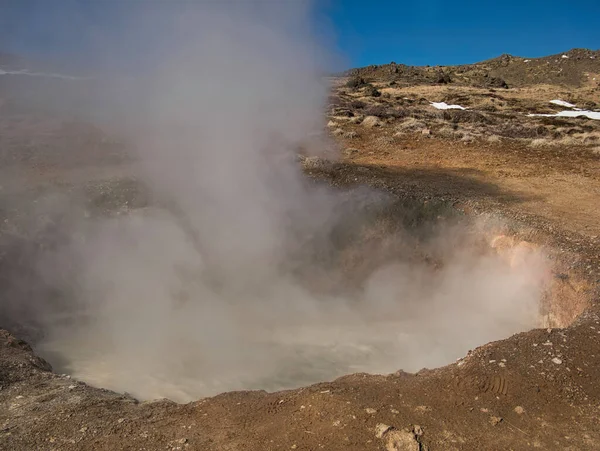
[1,1,548,402]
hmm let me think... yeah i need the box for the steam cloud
[1,1,548,402]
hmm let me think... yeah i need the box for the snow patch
[0,68,82,80]
[524,59,531,63]
[550,100,576,108]
[430,102,466,110]
[528,110,600,121]
[561,54,569,59]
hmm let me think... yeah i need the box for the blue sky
[321,0,600,67]
[1,0,598,69]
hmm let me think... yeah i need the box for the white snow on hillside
[528,110,600,120]
[550,99,576,108]
[431,102,466,110]
[0,68,81,80]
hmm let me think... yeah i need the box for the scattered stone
[375,423,421,450]
[365,408,377,414]
[345,75,367,89]
[552,357,563,365]
[490,416,503,426]
[434,71,452,84]
[485,76,508,89]
[363,85,381,98]
[384,429,420,451]
[301,156,329,171]
[514,406,525,415]
[375,423,393,439]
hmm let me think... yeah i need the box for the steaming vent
[0,1,586,403]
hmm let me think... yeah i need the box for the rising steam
[1,1,548,402]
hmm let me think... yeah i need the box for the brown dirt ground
[2,81,600,450]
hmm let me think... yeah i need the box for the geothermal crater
[1,176,573,403]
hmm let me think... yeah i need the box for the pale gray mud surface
[2,309,600,450]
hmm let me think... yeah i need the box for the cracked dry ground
[2,129,600,450]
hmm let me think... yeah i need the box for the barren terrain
[2,48,600,450]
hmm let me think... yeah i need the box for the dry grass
[436,126,457,138]
[335,76,600,154]
[362,116,383,128]
[395,117,427,133]
[363,105,408,119]
[529,135,594,148]
[555,136,583,146]
[377,83,600,115]
[582,132,600,144]
[440,110,493,124]
[529,138,551,148]
[330,115,354,122]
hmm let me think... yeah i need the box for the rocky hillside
[346,48,600,89]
